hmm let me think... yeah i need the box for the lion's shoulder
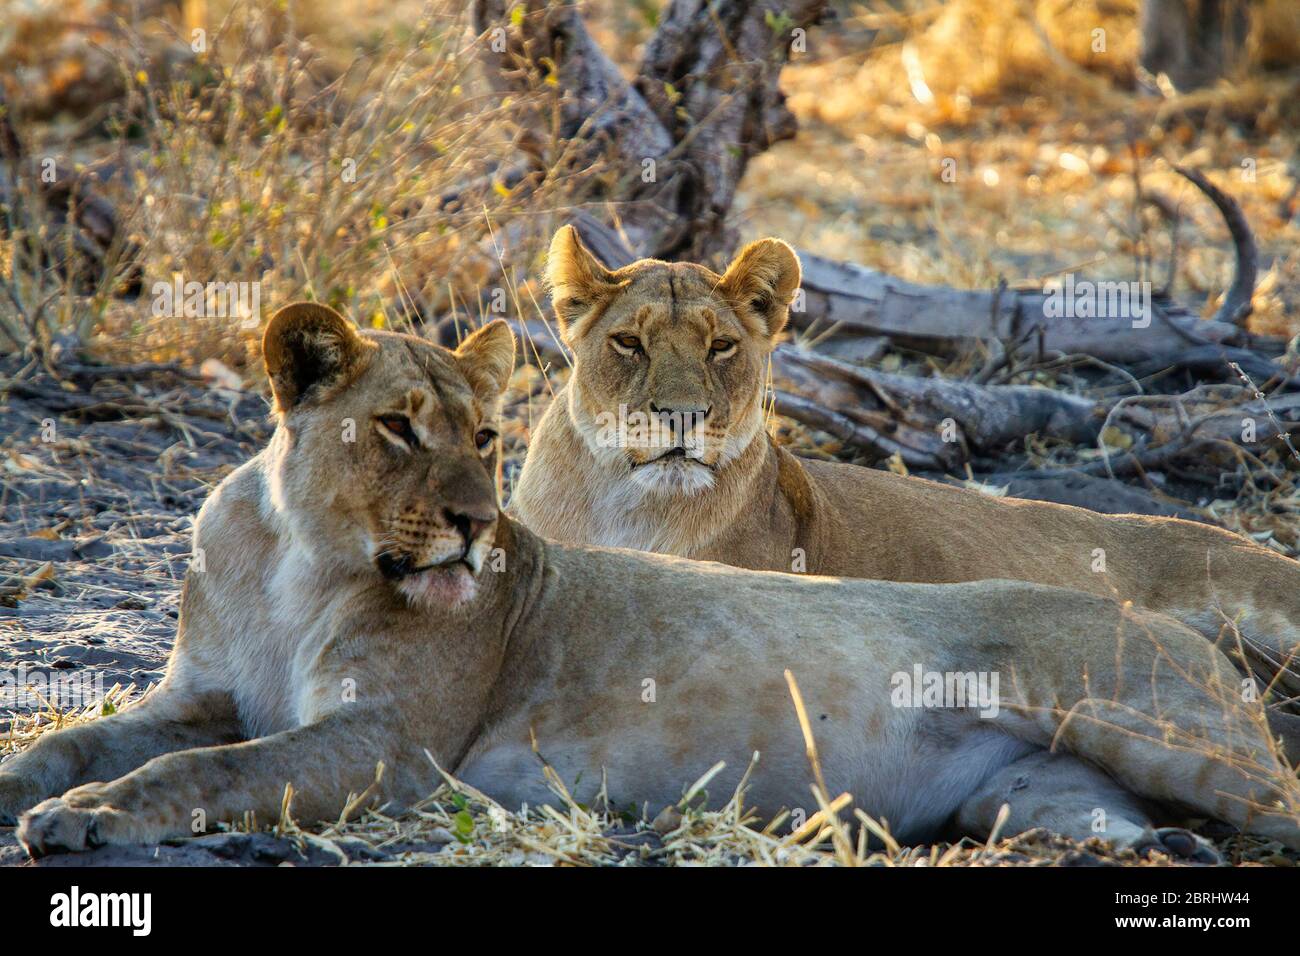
[193,453,274,552]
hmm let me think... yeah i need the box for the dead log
[769,348,1107,468]
[790,251,1242,365]
[1128,344,1300,389]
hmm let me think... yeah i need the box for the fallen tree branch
[774,345,1105,453]
[789,251,1249,364]
[1173,165,1257,327]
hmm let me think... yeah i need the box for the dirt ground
[0,355,1297,867]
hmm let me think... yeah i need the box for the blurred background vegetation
[2,0,1298,368]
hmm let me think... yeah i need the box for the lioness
[512,226,1300,702]
[1,303,1296,858]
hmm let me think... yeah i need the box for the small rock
[332,837,394,863]
[651,805,683,836]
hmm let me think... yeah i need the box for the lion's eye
[709,339,736,356]
[612,334,643,354]
[474,428,498,451]
[378,415,417,446]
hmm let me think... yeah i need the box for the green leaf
[765,11,794,35]
[453,809,475,840]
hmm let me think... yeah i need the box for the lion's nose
[649,402,711,438]
[444,507,493,550]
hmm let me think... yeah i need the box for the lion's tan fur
[2,302,1296,857]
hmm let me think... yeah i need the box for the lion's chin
[628,457,716,496]
[396,563,479,608]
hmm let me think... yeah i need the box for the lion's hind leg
[988,601,1300,851]
[1050,691,1300,851]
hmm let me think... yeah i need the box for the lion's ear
[545,224,619,343]
[455,319,515,405]
[718,238,801,340]
[262,302,372,413]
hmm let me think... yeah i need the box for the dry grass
[4,681,1296,867]
[2,0,569,368]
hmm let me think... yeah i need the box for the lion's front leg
[17,711,417,857]
[0,686,244,825]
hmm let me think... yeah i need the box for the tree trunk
[471,0,829,265]
[1139,0,1250,91]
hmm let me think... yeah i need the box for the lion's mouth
[633,446,712,469]
[377,552,475,581]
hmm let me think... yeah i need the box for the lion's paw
[17,797,103,857]
[1134,827,1222,865]
[17,785,148,858]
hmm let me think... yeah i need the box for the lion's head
[545,225,801,496]
[261,302,514,607]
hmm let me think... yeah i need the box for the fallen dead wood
[1174,166,1257,327]
[789,166,1270,366]
[777,346,1300,475]
[774,346,1104,466]
[794,243,1291,392]
[1128,344,1300,389]
[790,250,1246,365]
